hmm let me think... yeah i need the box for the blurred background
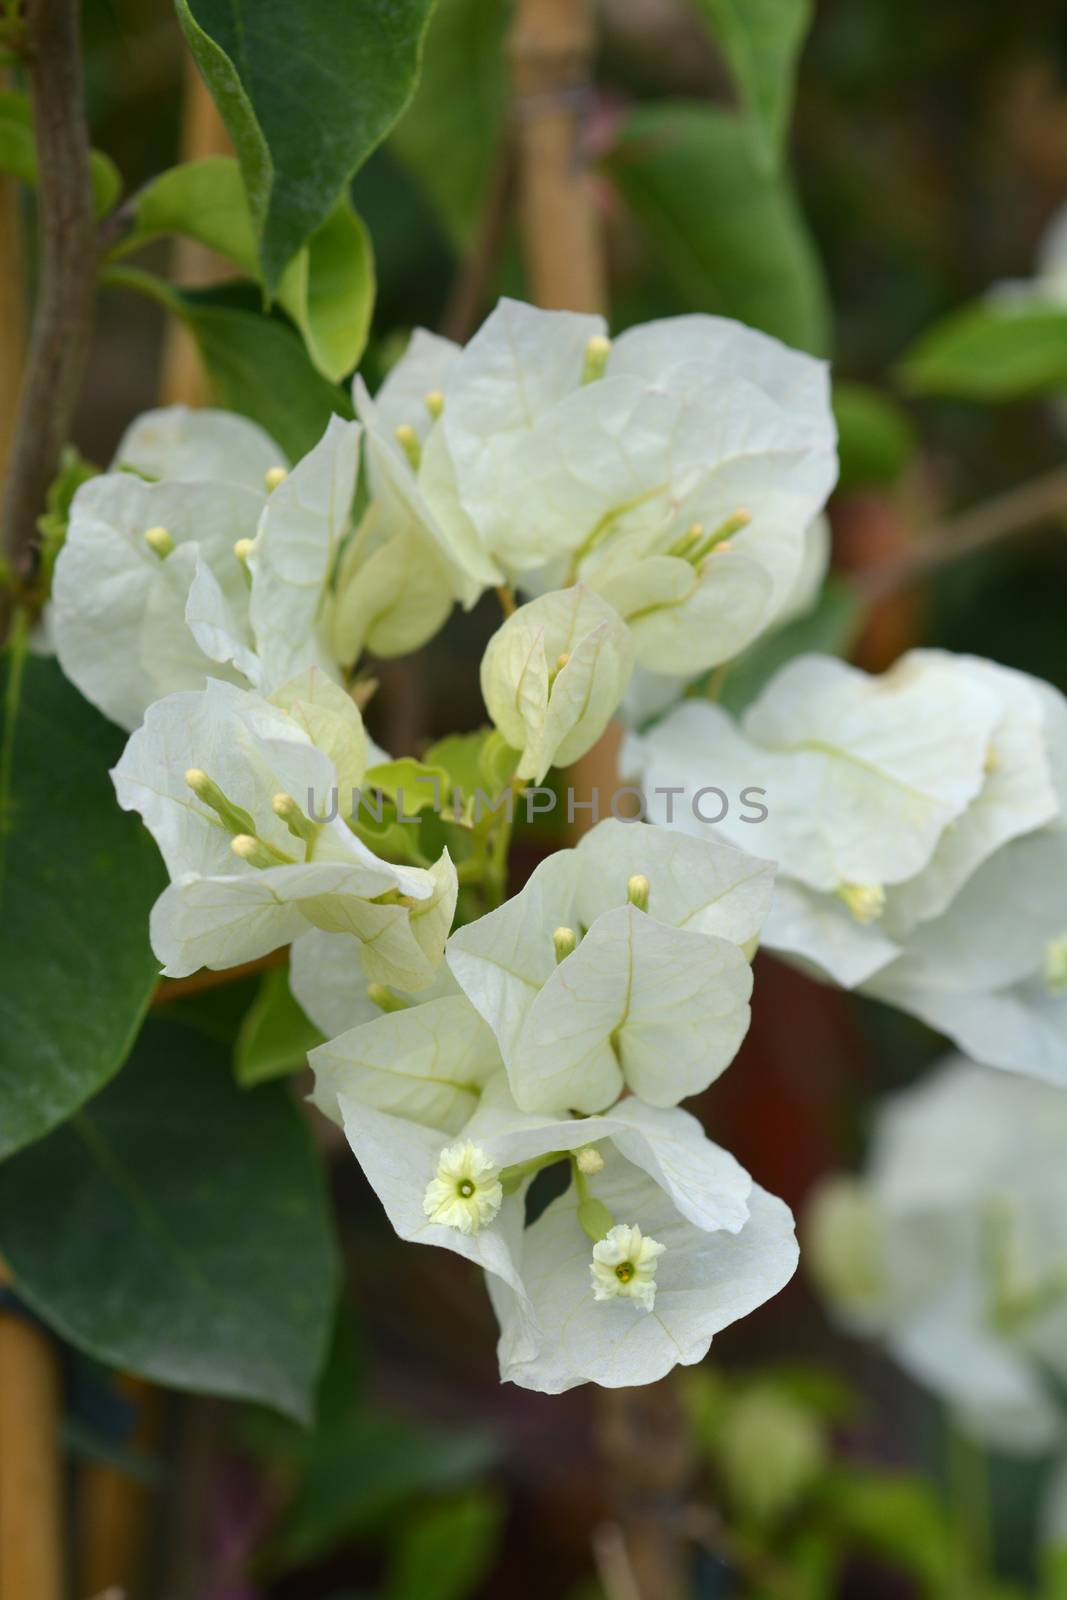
[5,0,1067,1595]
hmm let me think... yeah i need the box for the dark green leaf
[391,0,510,245]
[235,966,324,1088]
[384,1492,503,1600]
[690,0,812,166]
[0,88,121,217]
[0,1019,338,1421]
[0,652,164,1162]
[183,294,353,457]
[176,0,437,289]
[834,381,917,492]
[268,1413,497,1571]
[604,102,830,353]
[823,1468,954,1591]
[114,159,375,381]
[897,301,1067,401]
[104,268,353,460]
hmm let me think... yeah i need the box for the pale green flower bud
[553,926,578,963]
[626,873,650,912]
[264,465,288,491]
[394,422,421,470]
[805,1177,884,1320]
[185,767,256,837]
[230,833,294,869]
[271,791,319,849]
[581,334,611,384]
[837,882,886,924]
[143,524,174,558]
[480,586,634,784]
[423,389,444,420]
[716,1387,826,1525]
[1045,934,1067,995]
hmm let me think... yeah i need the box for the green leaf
[390,0,510,245]
[0,652,164,1162]
[422,731,490,800]
[114,158,375,381]
[363,757,451,814]
[235,966,325,1087]
[0,89,121,218]
[690,0,812,166]
[104,268,352,460]
[384,1492,503,1600]
[604,102,830,354]
[823,1468,954,1591]
[176,0,438,290]
[833,380,917,492]
[0,1018,338,1422]
[268,1412,497,1572]
[898,301,1067,401]
[184,292,354,456]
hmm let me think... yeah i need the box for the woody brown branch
[1,0,97,623]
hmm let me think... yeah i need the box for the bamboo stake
[158,56,234,407]
[510,0,606,313]
[508,7,689,1598]
[77,1374,162,1599]
[0,1262,64,1600]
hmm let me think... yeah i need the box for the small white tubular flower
[480,586,634,783]
[447,817,773,1115]
[590,1224,665,1310]
[111,672,457,984]
[628,651,1067,1087]
[423,1141,503,1234]
[808,1057,1067,1454]
[312,1042,787,1390]
[490,1124,797,1395]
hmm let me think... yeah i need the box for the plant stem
[860,463,1067,602]
[947,1416,992,1595]
[0,0,97,632]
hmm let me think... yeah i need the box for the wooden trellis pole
[158,55,234,407]
[0,1262,64,1600]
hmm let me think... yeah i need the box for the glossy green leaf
[384,1492,503,1600]
[0,652,164,1162]
[0,1019,338,1421]
[604,102,830,354]
[898,302,1067,400]
[176,0,437,290]
[391,0,510,245]
[690,0,812,166]
[113,158,374,381]
[834,380,917,491]
[235,966,325,1087]
[0,88,121,217]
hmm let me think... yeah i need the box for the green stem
[947,1415,991,1595]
